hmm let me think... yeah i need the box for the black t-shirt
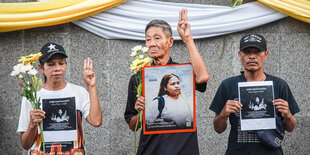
[124,58,207,155]
[209,73,300,155]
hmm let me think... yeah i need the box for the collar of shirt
[151,57,173,66]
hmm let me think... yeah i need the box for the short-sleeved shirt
[124,58,207,155]
[17,83,90,154]
[209,73,300,155]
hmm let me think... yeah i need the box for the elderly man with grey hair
[124,8,209,155]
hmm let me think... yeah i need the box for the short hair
[158,73,180,96]
[145,19,172,37]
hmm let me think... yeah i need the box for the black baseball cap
[240,34,267,52]
[39,43,68,62]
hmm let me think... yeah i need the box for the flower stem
[140,111,143,129]
[38,122,45,153]
[134,110,142,155]
[220,36,226,59]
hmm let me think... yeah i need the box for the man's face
[145,26,173,59]
[238,47,269,72]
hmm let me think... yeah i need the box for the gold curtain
[258,0,310,23]
[0,0,126,32]
[1,0,308,33]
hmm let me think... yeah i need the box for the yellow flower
[130,57,152,73]
[128,45,152,155]
[18,52,42,65]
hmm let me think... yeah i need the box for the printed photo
[43,97,76,131]
[42,97,78,142]
[143,64,196,134]
[238,81,276,131]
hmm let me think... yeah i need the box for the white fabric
[72,0,287,40]
[146,94,193,127]
[17,82,90,154]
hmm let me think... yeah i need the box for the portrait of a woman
[145,73,193,129]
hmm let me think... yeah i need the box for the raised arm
[177,8,209,84]
[84,58,102,127]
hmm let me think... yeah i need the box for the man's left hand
[273,99,292,119]
[177,8,192,42]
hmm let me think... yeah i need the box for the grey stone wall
[0,0,309,154]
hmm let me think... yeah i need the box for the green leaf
[137,83,143,96]
[37,97,41,109]
[231,0,243,8]
[36,79,43,91]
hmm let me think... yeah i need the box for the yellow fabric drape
[0,0,126,32]
[0,0,86,13]
[258,0,310,23]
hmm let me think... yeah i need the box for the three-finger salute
[83,58,96,88]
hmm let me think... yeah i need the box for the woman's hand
[83,58,96,88]
[29,109,45,128]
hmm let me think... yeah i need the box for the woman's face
[165,76,181,97]
[39,55,67,83]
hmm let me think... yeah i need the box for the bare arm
[273,99,297,132]
[128,96,145,131]
[20,110,45,150]
[84,58,102,127]
[213,113,228,134]
[213,100,242,133]
[129,115,140,131]
[283,114,296,132]
[177,8,209,84]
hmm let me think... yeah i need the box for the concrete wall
[0,0,309,154]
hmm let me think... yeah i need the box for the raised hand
[177,8,192,42]
[83,58,96,88]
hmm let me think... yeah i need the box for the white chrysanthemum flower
[139,55,144,59]
[130,51,137,57]
[28,68,38,76]
[142,47,149,53]
[22,63,33,73]
[132,45,143,52]
[13,63,23,75]
[18,74,24,79]
[10,70,19,76]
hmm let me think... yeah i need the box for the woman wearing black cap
[17,43,102,154]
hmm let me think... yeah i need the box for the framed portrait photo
[143,64,196,134]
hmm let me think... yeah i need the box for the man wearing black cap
[209,34,300,154]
